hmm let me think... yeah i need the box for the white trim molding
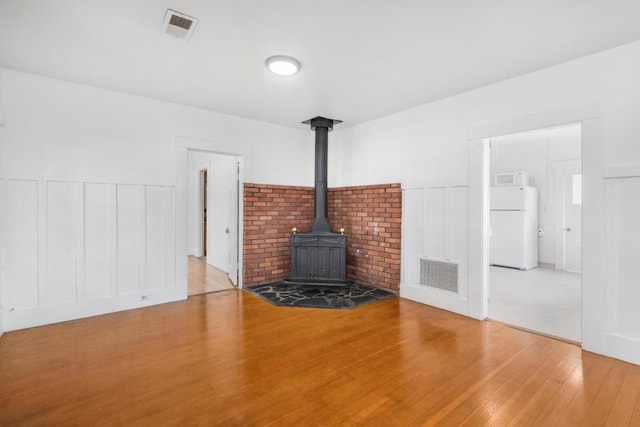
[175,136,251,292]
[603,163,640,179]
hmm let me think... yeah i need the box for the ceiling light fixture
[265,55,301,76]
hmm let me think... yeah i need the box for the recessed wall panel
[47,181,79,305]
[450,187,469,263]
[402,188,425,284]
[145,186,166,289]
[450,187,469,295]
[608,177,640,338]
[164,188,176,288]
[84,183,111,299]
[117,184,139,295]
[425,188,446,259]
[3,180,39,309]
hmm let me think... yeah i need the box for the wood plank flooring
[188,255,235,296]
[1,290,639,426]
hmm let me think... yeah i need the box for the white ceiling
[2,0,640,129]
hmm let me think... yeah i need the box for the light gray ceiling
[1,0,640,128]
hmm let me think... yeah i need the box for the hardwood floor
[2,291,640,426]
[188,255,235,296]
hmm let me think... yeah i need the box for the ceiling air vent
[162,9,198,40]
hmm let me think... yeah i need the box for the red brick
[245,182,401,289]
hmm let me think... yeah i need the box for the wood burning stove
[290,232,347,283]
[289,116,348,286]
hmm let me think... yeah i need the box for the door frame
[468,103,603,354]
[175,136,252,295]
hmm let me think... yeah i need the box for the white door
[227,160,240,286]
[563,167,582,273]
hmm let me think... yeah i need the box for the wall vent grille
[419,257,459,293]
[162,9,199,40]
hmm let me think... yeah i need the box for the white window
[572,174,582,205]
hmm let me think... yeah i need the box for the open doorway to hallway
[187,150,239,296]
[486,123,582,342]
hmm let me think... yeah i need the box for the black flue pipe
[302,116,342,233]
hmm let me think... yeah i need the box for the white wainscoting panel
[424,188,446,258]
[2,179,39,310]
[0,179,178,330]
[604,177,640,340]
[47,181,81,305]
[116,184,141,296]
[145,185,174,290]
[84,183,112,300]
[449,187,470,278]
[164,188,176,290]
[401,185,470,315]
[402,188,425,285]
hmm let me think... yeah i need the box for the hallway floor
[489,264,581,342]
[188,256,235,296]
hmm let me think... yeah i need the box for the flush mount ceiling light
[265,55,301,76]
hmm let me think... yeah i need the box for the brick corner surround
[243,182,402,290]
[328,183,402,290]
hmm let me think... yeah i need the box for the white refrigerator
[490,186,538,270]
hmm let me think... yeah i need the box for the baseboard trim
[3,288,186,331]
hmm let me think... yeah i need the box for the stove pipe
[302,116,342,233]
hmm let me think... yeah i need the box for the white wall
[0,68,309,331]
[490,125,581,264]
[336,39,640,365]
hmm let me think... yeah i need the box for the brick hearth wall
[243,184,313,285]
[243,183,402,290]
[328,184,402,290]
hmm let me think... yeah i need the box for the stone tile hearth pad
[245,282,396,309]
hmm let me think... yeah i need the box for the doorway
[486,123,582,342]
[176,136,251,297]
[187,150,240,296]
